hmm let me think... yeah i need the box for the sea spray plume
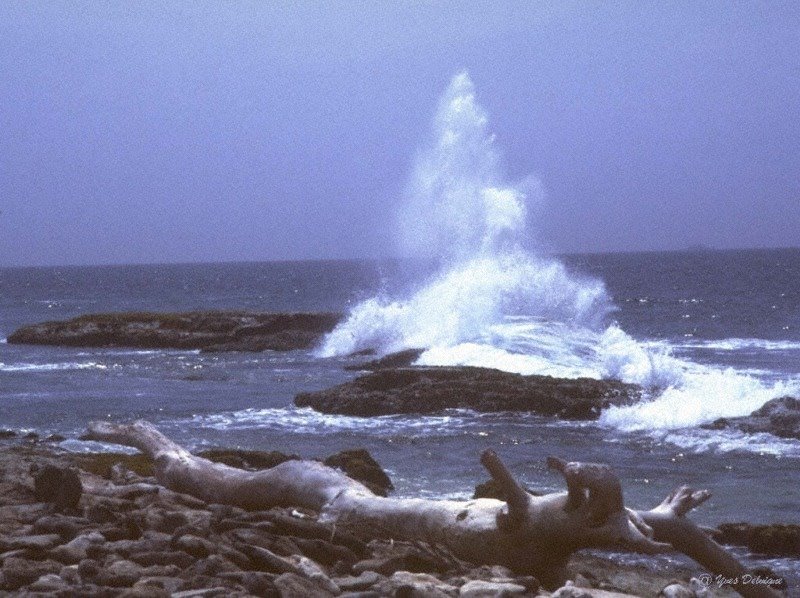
[398,71,530,263]
[318,72,613,358]
[318,72,799,437]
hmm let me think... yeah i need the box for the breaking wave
[319,71,799,435]
[320,72,611,356]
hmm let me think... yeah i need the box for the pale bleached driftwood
[83,420,780,596]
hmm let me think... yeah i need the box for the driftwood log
[84,420,780,597]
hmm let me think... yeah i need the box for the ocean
[1,251,799,580]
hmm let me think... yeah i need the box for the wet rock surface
[716,522,800,557]
[701,396,800,440]
[296,366,641,419]
[7,311,342,352]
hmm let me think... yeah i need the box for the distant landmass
[685,243,716,252]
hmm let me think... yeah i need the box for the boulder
[173,535,216,559]
[297,366,640,419]
[286,554,340,594]
[323,448,394,497]
[31,464,82,512]
[7,533,62,550]
[701,396,800,440]
[552,582,641,598]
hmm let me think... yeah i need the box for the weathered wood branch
[640,486,777,597]
[83,420,780,596]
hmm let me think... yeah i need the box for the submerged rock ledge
[296,366,641,419]
[7,311,342,353]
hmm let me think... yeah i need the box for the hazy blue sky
[1,2,798,266]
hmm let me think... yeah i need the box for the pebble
[28,572,69,591]
[8,533,62,550]
[459,579,528,597]
[381,571,459,597]
[174,534,216,558]
[134,575,187,593]
[335,570,384,591]
[274,571,336,597]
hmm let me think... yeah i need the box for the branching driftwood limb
[83,420,780,597]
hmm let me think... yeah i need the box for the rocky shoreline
[7,312,342,353]
[0,434,791,596]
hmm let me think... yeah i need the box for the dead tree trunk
[84,420,779,597]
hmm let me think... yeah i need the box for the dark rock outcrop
[716,522,800,557]
[323,449,394,497]
[701,396,800,440]
[7,311,342,353]
[296,366,641,419]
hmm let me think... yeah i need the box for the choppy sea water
[1,251,799,582]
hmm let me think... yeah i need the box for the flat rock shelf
[296,366,642,419]
[7,311,343,353]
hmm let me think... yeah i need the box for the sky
[0,1,798,266]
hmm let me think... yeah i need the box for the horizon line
[1,244,799,270]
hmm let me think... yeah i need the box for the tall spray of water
[398,71,526,264]
[318,72,798,435]
[319,72,612,357]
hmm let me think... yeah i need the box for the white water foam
[184,406,498,437]
[75,350,165,357]
[601,368,799,431]
[319,255,609,358]
[656,428,800,457]
[319,72,611,358]
[0,361,108,372]
[672,338,800,352]
[318,71,799,441]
